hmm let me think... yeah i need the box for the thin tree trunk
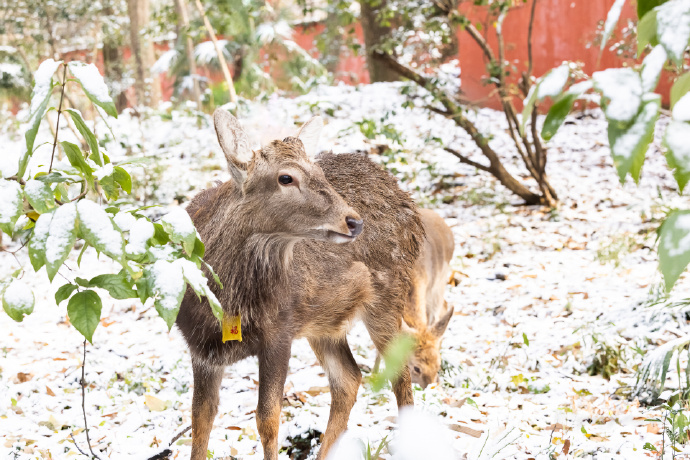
[103,0,128,112]
[193,0,237,104]
[175,0,201,107]
[359,0,399,83]
[127,0,161,107]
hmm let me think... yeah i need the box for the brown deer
[175,110,424,460]
[402,208,455,388]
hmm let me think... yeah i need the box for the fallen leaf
[226,426,242,431]
[562,439,570,455]
[306,386,330,396]
[449,424,483,438]
[144,394,167,412]
[46,386,55,397]
[14,372,33,383]
[647,423,661,434]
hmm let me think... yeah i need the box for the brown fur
[403,208,455,388]
[176,112,424,460]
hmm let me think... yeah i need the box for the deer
[402,208,455,389]
[175,110,424,460]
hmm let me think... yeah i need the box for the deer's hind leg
[308,336,362,459]
[363,303,414,408]
[191,360,224,460]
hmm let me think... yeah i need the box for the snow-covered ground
[1,83,690,459]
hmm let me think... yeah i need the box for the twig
[145,424,191,460]
[443,147,491,172]
[169,425,192,445]
[70,433,90,456]
[49,64,68,173]
[79,339,101,459]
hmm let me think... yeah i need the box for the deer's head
[213,109,362,243]
[403,305,454,388]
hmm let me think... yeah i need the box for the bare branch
[443,147,491,172]
[49,64,68,173]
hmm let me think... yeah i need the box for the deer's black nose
[346,217,363,237]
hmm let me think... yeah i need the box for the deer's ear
[296,116,323,158]
[214,109,251,186]
[431,306,454,338]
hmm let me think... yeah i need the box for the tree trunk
[127,0,161,107]
[359,0,399,83]
[175,0,201,107]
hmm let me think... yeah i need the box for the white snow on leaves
[665,213,690,257]
[536,64,569,100]
[3,279,34,312]
[150,259,185,311]
[45,202,76,266]
[29,59,61,116]
[593,67,643,122]
[67,62,113,104]
[0,180,22,225]
[656,0,690,63]
[76,200,123,258]
[161,207,195,238]
[125,218,154,256]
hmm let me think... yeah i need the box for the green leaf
[671,73,690,108]
[664,119,690,192]
[61,141,93,185]
[150,260,186,330]
[20,95,52,179]
[113,167,131,194]
[67,62,117,118]
[28,211,53,271]
[64,108,102,166]
[659,211,690,291]
[638,0,666,19]
[89,273,137,300]
[151,223,171,245]
[607,95,660,183]
[202,260,224,289]
[24,179,55,214]
[34,172,73,184]
[161,208,197,256]
[370,333,416,392]
[2,280,34,322]
[76,200,125,260]
[67,290,102,343]
[135,268,154,304]
[523,333,530,346]
[99,172,119,201]
[177,259,222,325]
[520,86,539,137]
[45,202,78,281]
[637,9,659,55]
[0,180,24,236]
[55,283,78,305]
[542,93,577,141]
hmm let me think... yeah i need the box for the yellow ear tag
[222,314,242,342]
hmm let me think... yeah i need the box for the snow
[665,120,690,170]
[113,211,137,232]
[151,259,185,310]
[656,0,690,63]
[673,92,690,121]
[3,280,34,312]
[23,179,48,204]
[537,64,569,99]
[0,180,22,225]
[194,40,228,65]
[601,0,627,51]
[641,45,667,93]
[44,202,77,266]
[393,408,455,460]
[592,68,643,122]
[29,59,61,117]
[152,49,178,75]
[161,207,195,238]
[2,82,690,459]
[67,62,114,104]
[76,200,123,258]
[93,162,113,180]
[29,211,52,254]
[125,218,154,255]
[611,94,659,160]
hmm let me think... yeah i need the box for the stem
[80,339,101,459]
[49,64,68,173]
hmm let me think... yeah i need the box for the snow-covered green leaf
[2,279,34,322]
[601,0,628,52]
[671,72,690,108]
[113,166,131,194]
[541,81,593,141]
[61,141,93,185]
[521,64,570,136]
[161,208,197,256]
[151,260,186,330]
[29,210,53,271]
[45,202,77,281]
[67,62,117,118]
[593,68,643,123]
[641,45,667,92]
[0,180,23,236]
[635,333,690,400]
[67,290,102,343]
[64,108,101,166]
[24,179,55,214]
[88,273,137,300]
[203,260,224,290]
[608,94,661,183]
[76,200,124,260]
[125,218,154,257]
[55,283,77,305]
[664,120,690,192]
[177,258,222,325]
[659,211,690,290]
[655,0,690,64]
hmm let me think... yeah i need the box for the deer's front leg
[191,360,224,460]
[257,341,291,460]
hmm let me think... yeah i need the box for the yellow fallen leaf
[144,394,167,412]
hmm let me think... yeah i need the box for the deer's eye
[413,366,421,374]
[278,175,293,185]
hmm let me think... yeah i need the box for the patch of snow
[67,62,113,104]
[125,218,154,255]
[0,180,22,225]
[592,67,643,122]
[673,92,690,121]
[656,0,690,63]
[601,0,627,51]
[152,49,178,75]
[194,41,228,65]
[45,202,77,266]
[29,59,61,117]
[537,64,569,100]
[113,212,137,232]
[2,279,34,313]
[151,260,185,311]
[93,163,114,180]
[665,213,690,257]
[394,408,455,460]
[641,45,667,93]
[612,95,660,160]
[161,207,195,238]
[30,211,53,254]
[76,200,123,258]
[665,120,690,172]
